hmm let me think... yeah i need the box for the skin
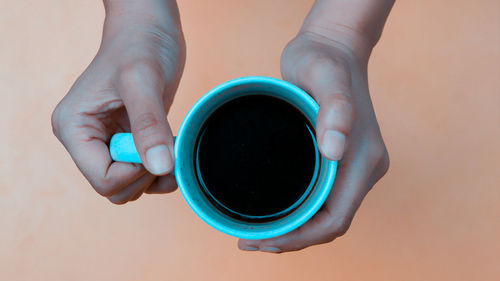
[51,0,393,252]
[52,0,184,203]
[238,0,394,253]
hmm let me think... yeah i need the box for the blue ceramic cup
[109,76,337,239]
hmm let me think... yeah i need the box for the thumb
[119,62,175,175]
[291,57,354,161]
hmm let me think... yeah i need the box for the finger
[108,173,157,204]
[238,209,334,253]
[288,56,354,161]
[119,61,175,176]
[239,146,372,253]
[145,174,178,194]
[129,190,144,202]
[59,120,147,197]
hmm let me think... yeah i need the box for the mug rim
[174,76,337,239]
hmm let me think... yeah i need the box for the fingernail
[146,145,173,175]
[241,246,259,251]
[321,130,346,160]
[260,247,282,253]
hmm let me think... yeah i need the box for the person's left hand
[238,32,389,253]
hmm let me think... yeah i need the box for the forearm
[300,0,394,62]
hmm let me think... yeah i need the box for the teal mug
[109,76,337,239]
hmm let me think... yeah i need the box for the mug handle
[109,133,177,163]
[109,133,141,163]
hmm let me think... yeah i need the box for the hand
[238,32,389,253]
[51,6,185,204]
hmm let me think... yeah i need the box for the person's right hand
[51,1,185,204]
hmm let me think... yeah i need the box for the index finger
[60,123,147,197]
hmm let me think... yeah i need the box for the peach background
[1,0,499,280]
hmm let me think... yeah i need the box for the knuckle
[119,58,160,85]
[51,110,59,138]
[368,138,389,168]
[91,178,115,197]
[165,184,178,193]
[309,55,349,80]
[330,93,354,113]
[319,94,355,132]
[294,53,327,78]
[108,196,128,205]
[132,112,162,139]
[129,192,143,201]
[328,217,351,238]
[379,149,390,176]
[311,54,346,72]
[307,53,332,68]
[296,54,327,80]
[363,136,390,182]
[323,235,336,244]
[129,196,140,202]
[318,229,337,244]
[51,103,64,138]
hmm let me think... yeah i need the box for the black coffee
[196,94,317,221]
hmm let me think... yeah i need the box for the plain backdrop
[1,0,499,280]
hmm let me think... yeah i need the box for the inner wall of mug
[175,77,337,239]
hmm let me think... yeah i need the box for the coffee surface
[196,94,316,220]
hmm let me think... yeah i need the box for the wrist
[103,0,182,40]
[299,22,375,65]
[299,0,394,64]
